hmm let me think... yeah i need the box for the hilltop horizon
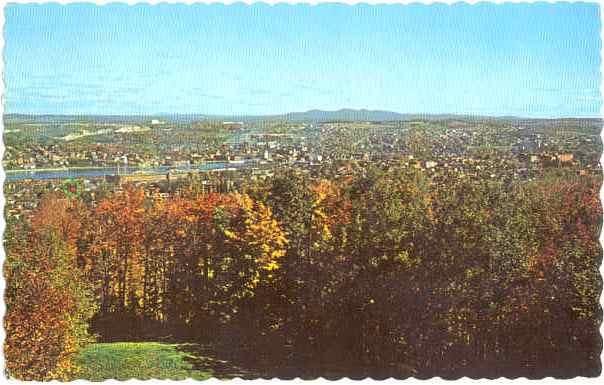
[4,108,602,122]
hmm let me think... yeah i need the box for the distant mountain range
[188,109,513,122]
[5,109,601,124]
[4,109,440,123]
[277,109,414,122]
[272,109,544,122]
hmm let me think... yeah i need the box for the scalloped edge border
[0,1,602,382]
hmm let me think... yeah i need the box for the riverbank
[5,166,107,173]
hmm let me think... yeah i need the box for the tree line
[5,165,602,379]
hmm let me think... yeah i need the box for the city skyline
[5,3,602,118]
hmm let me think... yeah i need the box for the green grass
[75,342,213,381]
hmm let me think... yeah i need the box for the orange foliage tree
[5,193,95,380]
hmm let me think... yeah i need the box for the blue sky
[4,3,601,117]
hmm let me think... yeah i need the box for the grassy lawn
[75,342,213,381]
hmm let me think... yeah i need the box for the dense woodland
[4,166,602,379]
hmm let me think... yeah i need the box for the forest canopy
[4,166,602,379]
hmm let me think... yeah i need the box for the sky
[4,3,602,117]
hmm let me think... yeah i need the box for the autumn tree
[5,194,94,380]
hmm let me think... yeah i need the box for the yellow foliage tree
[225,194,288,293]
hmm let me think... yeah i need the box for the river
[5,160,260,182]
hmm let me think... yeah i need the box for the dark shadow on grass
[175,342,408,380]
[176,343,263,379]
